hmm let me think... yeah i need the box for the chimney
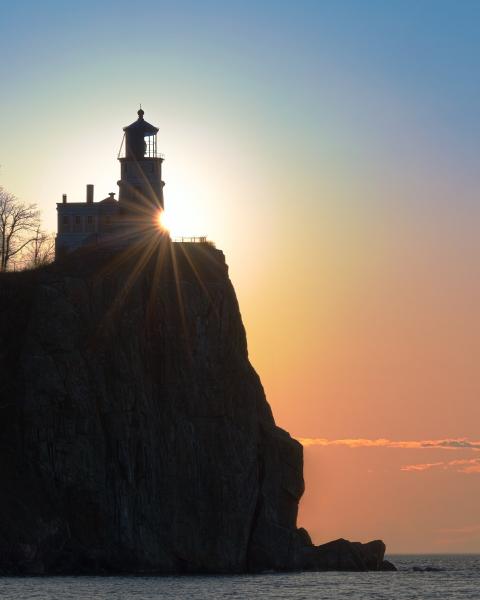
[86,184,94,204]
[62,194,67,203]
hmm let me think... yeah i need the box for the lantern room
[121,108,160,160]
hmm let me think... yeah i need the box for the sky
[1,0,479,553]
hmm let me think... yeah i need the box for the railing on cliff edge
[172,236,215,246]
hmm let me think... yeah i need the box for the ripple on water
[0,555,479,600]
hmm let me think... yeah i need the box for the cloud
[298,437,480,450]
[401,458,480,474]
[297,436,480,475]
[400,462,445,472]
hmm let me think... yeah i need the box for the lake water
[1,555,479,599]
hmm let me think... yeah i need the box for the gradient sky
[1,1,479,553]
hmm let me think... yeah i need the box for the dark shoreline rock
[0,240,395,574]
[293,538,395,572]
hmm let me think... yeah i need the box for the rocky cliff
[0,239,393,574]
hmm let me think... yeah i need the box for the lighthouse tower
[56,108,168,258]
[118,108,165,221]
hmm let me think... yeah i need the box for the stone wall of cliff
[0,239,393,574]
[0,241,307,574]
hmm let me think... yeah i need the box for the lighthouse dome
[123,108,159,135]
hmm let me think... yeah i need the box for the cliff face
[0,240,391,574]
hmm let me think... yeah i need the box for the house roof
[123,109,159,135]
[99,193,117,203]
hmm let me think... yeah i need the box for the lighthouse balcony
[118,151,165,160]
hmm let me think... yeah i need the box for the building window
[61,215,70,233]
[73,215,82,232]
[87,216,93,224]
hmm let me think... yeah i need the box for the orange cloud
[297,437,480,474]
[400,462,445,472]
[298,437,480,450]
[401,458,480,474]
[447,458,480,474]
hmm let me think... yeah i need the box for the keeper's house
[56,188,120,255]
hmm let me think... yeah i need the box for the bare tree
[22,225,55,269]
[0,187,41,271]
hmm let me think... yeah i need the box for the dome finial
[138,104,144,119]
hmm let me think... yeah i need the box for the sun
[156,204,207,239]
[157,210,170,233]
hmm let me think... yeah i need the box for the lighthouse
[56,109,166,257]
[118,108,165,217]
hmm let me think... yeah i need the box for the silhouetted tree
[22,225,55,269]
[0,186,41,271]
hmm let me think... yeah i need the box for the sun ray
[177,242,217,317]
[169,241,192,361]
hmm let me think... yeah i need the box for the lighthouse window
[145,135,156,158]
[75,216,81,224]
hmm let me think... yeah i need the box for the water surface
[1,554,479,599]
